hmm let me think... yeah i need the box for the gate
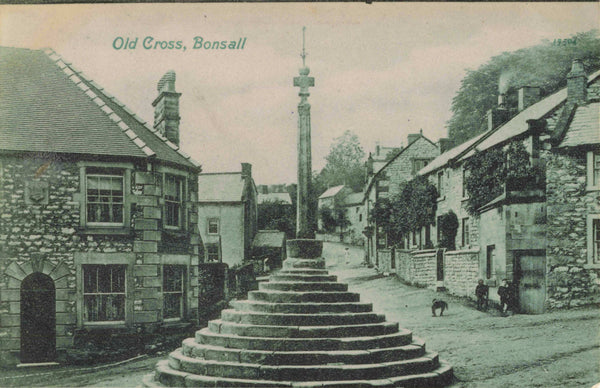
[516,254,546,314]
[20,273,56,363]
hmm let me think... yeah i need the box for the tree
[438,211,459,250]
[317,130,366,192]
[463,141,543,215]
[257,200,295,238]
[448,30,600,146]
[319,206,349,234]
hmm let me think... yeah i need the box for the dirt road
[3,242,598,387]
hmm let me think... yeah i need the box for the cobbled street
[2,242,598,388]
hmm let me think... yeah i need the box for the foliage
[319,205,350,234]
[448,30,600,146]
[438,211,459,250]
[371,176,438,247]
[257,199,295,238]
[316,130,366,193]
[463,141,543,215]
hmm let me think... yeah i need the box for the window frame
[85,173,125,227]
[437,170,444,198]
[82,264,127,324]
[587,214,600,266]
[164,174,184,230]
[587,151,600,191]
[207,218,220,235]
[461,217,470,247]
[206,243,220,262]
[162,265,186,321]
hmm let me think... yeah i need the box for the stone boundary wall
[443,249,480,298]
[394,249,437,288]
[378,249,393,273]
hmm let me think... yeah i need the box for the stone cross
[293,27,315,238]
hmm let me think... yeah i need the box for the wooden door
[517,255,546,314]
[20,273,56,363]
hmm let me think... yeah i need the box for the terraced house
[0,47,202,365]
[393,59,600,313]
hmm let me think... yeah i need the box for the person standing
[498,279,510,316]
[475,279,489,311]
[344,247,350,265]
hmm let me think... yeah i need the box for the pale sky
[0,3,597,184]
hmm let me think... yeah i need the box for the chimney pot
[518,86,541,111]
[567,58,587,104]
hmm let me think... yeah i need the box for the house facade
[363,132,442,265]
[390,59,600,313]
[197,164,258,267]
[0,47,202,365]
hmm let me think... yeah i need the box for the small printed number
[552,38,577,46]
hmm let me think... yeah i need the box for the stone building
[197,164,258,267]
[0,47,202,365]
[396,59,600,312]
[363,132,442,266]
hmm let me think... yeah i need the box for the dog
[431,299,448,317]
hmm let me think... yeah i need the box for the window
[208,218,220,235]
[437,170,444,197]
[412,158,430,175]
[206,244,220,262]
[587,151,600,190]
[462,218,470,247]
[163,265,185,320]
[359,214,362,222]
[83,265,126,322]
[86,174,124,225]
[486,245,495,279]
[462,168,469,198]
[165,175,183,228]
[588,215,600,264]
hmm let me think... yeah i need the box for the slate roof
[258,192,292,205]
[559,102,600,147]
[198,172,245,202]
[252,230,286,248]
[418,69,600,175]
[0,47,199,170]
[319,185,345,199]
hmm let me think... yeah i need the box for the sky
[0,3,597,185]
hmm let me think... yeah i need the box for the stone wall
[543,148,600,309]
[443,249,480,298]
[0,155,200,365]
[385,137,439,198]
[377,249,393,273]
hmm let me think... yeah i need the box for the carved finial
[301,26,307,67]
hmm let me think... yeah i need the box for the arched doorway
[20,273,56,363]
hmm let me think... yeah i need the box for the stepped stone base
[143,239,453,387]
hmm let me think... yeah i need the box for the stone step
[181,337,427,365]
[260,281,348,292]
[168,348,440,381]
[220,309,384,326]
[269,274,338,282]
[150,359,453,388]
[276,269,329,275]
[208,320,399,338]
[230,300,374,314]
[248,290,360,303]
[282,259,326,269]
[195,327,413,351]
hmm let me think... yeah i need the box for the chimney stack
[407,133,420,145]
[567,59,587,104]
[241,163,252,178]
[487,90,510,131]
[518,86,541,111]
[153,70,181,146]
[438,138,455,154]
